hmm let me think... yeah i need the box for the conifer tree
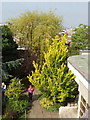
[1,25,24,82]
[28,35,78,104]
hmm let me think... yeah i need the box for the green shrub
[2,102,18,120]
[19,94,29,101]
[18,113,26,119]
[3,97,30,119]
[4,78,31,118]
[11,100,29,114]
[40,98,53,109]
[47,103,61,112]
[39,94,48,100]
[39,96,60,112]
[5,77,23,100]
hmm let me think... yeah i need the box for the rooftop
[68,55,90,83]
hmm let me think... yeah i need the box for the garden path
[27,88,59,119]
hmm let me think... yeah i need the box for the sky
[1,1,89,28]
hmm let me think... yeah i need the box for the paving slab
[24,88,78,119]
[28,88,59,119]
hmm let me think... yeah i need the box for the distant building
[58,28,76,45]
[68,50,90,118]
[0,23,8,26]
[66,28,75,44]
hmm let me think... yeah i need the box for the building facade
[68,52,90,118]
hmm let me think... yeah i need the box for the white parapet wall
[59,106,78,118]
[68,62,90,104]
[80,50,90,55]
[67,62,90,118]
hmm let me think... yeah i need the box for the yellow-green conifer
[27,35,78,104]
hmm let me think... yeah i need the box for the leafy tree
[68,24,88,56]
[28,35,78,104]
[72,24,88,49]
[9,11,63,66]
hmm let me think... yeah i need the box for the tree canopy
[68,24,88,56]
[1,25,18,62]
[71,24,88,50]
[9,11,63,66]
[1,25,24,82]
[28,35,78,105]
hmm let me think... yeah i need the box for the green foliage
[1,25,24,82]
[72,24,88,49]
[3,99,29,119]
[1,25,18,62]
[88,26,90,49]
[4,78,30,119]
[40,98,54,109]
[2,109,18,120]
[47,103,60,112]
[9,11,63,66]
[2,58,24,81]
[10,100,29,113]
[68,24,89,56]
[68,47,80,57]
[18,113,27,119]
[28,35,78,105]
[5,77,23,100]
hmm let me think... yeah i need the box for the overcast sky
[1,1,88,28]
